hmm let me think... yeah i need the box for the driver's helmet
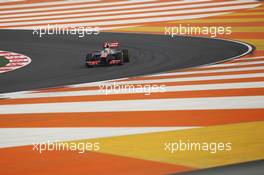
[102,47,110,53]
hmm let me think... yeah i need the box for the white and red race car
[86,42,129,67]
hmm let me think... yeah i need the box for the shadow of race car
[86,42,129,67]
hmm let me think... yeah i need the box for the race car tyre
[122,49,129,63]
[86,53,92,61]
[86,53,93,68]
[116,52,123,65]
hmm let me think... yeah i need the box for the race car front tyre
[86,53,93,68]
[122,49,129,63]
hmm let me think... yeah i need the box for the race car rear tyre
[116,52,123,65]
[122,49,129,63]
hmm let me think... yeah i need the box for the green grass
[0,56,9,67]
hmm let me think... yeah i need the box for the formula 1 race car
[86,42,129,67]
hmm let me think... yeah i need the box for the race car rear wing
[103,42,119,48]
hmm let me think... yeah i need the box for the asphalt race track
[171,160,264,175]
[0,29,250,93]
